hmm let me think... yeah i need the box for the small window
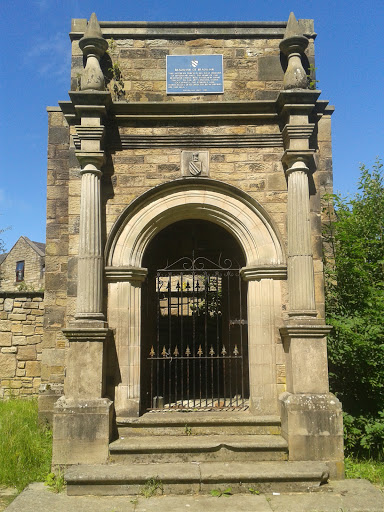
[16,261,25,282]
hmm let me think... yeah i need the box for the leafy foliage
[210,487,232,497]
[323,160,384,458]
[45,468,65,493]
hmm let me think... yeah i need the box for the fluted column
[75,163,104,320]
[286,161,316,315]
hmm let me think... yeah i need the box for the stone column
[241,266,286,415]
[276,12,344,478]
[52,13,113,467]
[106,267,148,417]
[286,160,316,316]
[76,158,105,321]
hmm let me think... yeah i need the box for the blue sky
[0,0,383,250]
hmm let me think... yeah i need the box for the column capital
[105,266,148,283]
[240,265,287,281]
[282,149,315,172]
[76,151,105,170]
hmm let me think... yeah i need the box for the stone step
[117,412,281,436]
[109,434,288,463]
[65,461,329,496]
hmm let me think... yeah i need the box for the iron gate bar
[149,254,247,411]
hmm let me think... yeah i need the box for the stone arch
[105,179,287,417]
[106,178,285,268]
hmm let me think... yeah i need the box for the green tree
[323,160,384,458]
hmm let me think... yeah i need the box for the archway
[105,179,286,417]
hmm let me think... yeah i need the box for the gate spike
[173,346,179,357]
[209,346,215,356]
[197,345,203,357]
[221,345,227,356]
[233,344,239,356]
[161,345,168,357]
[185,345,191,356]
[149,345,155,357]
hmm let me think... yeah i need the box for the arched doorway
[141,220,249,412]
[105,179,286,417]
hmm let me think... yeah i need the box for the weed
[249,487,260,495]
[0,398,52,491]
[185,424,193,436]
[345,457,384,488]
[307,64,319,90]
[130,496,139,510]
[140,477,163,498]
[45,467,65,493]
[210,487,232,497]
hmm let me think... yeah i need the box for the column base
[115,397,140,418]
[52,396,112,465]
[280,391,344,479]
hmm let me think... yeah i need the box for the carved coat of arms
[189,153,203,176]
[181,151,209,177]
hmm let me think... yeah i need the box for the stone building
[0,236,45,291]
[0,238,45,397]
[41,13,344,492]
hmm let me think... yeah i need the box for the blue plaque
[166,55,223,95]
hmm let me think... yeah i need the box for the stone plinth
[53,396,112,465]
[280,392,344,478]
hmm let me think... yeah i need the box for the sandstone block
[4,299,13,312]
[12,336,28,346]
[11,324,23,333]
[1,347,17,354]
[0,321,11,332]
[0,353,16,377]
[17,345,37,361]
[22,325,35,336]
[26,361,41,377]
[0,332,12,346]
[9,314,27,321]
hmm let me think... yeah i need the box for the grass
[345,456,384,489]
[0,398,52,492]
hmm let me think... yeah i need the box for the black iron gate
[148,254,248,411]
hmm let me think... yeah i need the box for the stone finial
[79,13,108,91]
[279,13,309,90]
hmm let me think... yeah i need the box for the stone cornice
[241,265,287,281]
[105,266,148,283]
[70,19,316,41]
[59,98,332,125]
[75,126,105,141]
[72,133,283,150]
[282,124,315,146]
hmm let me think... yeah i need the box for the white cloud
[26,32,71,83]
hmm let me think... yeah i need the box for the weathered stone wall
[41,109,70,395]
[0,292,44,397]
[0,237,44,291]
[70,22,315,102]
